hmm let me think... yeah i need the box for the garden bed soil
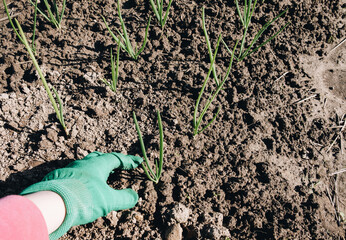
[0,0,345,239]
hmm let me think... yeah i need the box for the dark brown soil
[0,0,345,239]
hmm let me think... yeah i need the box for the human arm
[23,191,66,234]
[20,151,143,240]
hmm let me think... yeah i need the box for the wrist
[22,191,66,234]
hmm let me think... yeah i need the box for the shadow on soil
[0,159,72,198]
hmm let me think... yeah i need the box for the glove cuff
[20,179,91,240]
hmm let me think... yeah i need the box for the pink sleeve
[0,195,49,240]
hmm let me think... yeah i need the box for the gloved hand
[20,151,143,240]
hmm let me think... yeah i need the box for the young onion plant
[224,0,289,62]
[194,3,288,135]
[202,6,220,87]
[193,35,238,136]
[13,19,68,135]
[101,47,120,92]
[102,0,151,60]
[29,0,66,29]
[2,0,38,54]
[133,111,163,184]
[149,0,173,30]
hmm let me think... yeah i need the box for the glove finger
[73,152,143,182]
[81,151,104,159]
[121,155,143,170]
[107,152,143,171]
[107,188,139,211]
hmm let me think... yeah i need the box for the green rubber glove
[20,151,143,240]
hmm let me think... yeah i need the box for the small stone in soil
[168,203,190,224]
[71,126,78,138]
[202,224,230,240]
[47,128,58,142]
[165,223,183,240]
[132,211,144,224]
[13,163,25,171]
[106,211,118,227]
[39,139,53,150]
[94,218,105,228]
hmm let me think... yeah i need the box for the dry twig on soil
[293,94,318,105]
[326,116,346,153]
[325,173,346,226]
[330,169,346,176]
[274,71,289,81]
[329,37,346,54]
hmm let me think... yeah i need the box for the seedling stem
[102,0,151,60]
[15,19,67,135]
[101,46,120,92]
[149,0,173,30]
[133,111,163,183]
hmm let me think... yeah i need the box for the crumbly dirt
[0,0,345,239]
